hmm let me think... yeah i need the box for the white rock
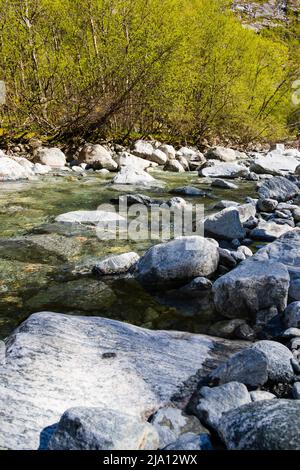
[55,210,125,225]
[36,148,66,168]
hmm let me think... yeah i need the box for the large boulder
[253,229,300,300]
[78,144,117,171]
[218,400,300,450]
[199,162,249,179]
[35,147,66,168]
[48,407,159,450]
[195,382,251,431]
[204,207,246,240]
[251,154,300,176]
[206,147,237,162]
[0,156,33,181]
[135,236,219,289]
[132,140,154,159]
[113,166,156,185]
[257,176,299,202]
[213,259,290,319]
[0,311,245,449]
[250,220,294,242]
[212,340,294,387]
[159,144,176,159]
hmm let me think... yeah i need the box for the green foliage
[0,0,296,143]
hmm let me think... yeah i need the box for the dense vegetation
[0,0,299,145]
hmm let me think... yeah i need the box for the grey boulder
[93,252,140,276]
[213,259,290,319]
[164,433,213,451]
[284,302,300,328]
[135,236,219,289]
[199,162,249,179]
[48,407,158,450]
[218,400,300,450]
[212,340,294,387]
[204,207,246,240]
[257,176,299,202]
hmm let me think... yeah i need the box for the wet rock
[211,179,238,189]
[212,340,294,387]
[0,311,245,449]
[55,210,125,225]
[78,144,117,171]
[35,148,66,168]
[164,433,213,451]
[218,400,300,450]
[0,234,83,264]
[135,236,219,289]
[213,259,290,319]
[195,382,251,431]
[151,407,208,449]
[170,186,207,197]
[284,302,300,328]
[48,407,158,450]
[93,252,140,276]
[204,207,246,241]
[257,176,299,202]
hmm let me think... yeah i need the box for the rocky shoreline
[0,140,300,450]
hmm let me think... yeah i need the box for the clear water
[0,169,257,339]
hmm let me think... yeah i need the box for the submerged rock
[0,311,245,449]
[170,186,207,197]
[135,236,219,289]
[48,407,158,450]
[93,252,140,276]
[218,400,300,450]
[211,179,238,189]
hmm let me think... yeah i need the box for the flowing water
[0,169,257,339]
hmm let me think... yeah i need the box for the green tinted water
[0,169,257,339]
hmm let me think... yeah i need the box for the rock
[250,220,294,241]
[33,163,51,175]
[178,277,212,298]
[292,383,300,399]
[176,156,190,171]
[251,154,300,176]
[296,164,300,175]
[132,140,154,159]
[293,208,300,223]
[234,323,256,341]
[48,407,158,450]
[218,248,237,269]
[237,203,256,223]
[213,200,239,210]
[212,340,294,387]
[0,156,33,181]
[111,193,158,207]
[282,328,300,339]
[135,236,219,289]
[170,186,207,197]
[0,311,245,449]
[211,179,238,189]
[206,147,237,162]
[218,400,300,450]
[151,407,208,449]
[195,382,251,431]
[35,147,66,168]
[164,160,185,172]
[257,176,299,202]
[113,166,156,185]
[159,144,176,159]
[237,245,253,258]
[0,234,83,264]
[257,198,278,213]
[164,433,213,451]
[115,151,151,171]
[208,320,246,340]
[93,252,140,276]
[78,144,117,170]
[166,197,187,209]
[55,210,125,225]
[213,259,290,319]
[284,302,300,328]
[250,391,276,402]
[204,207,246,240]
[72,165,85,174]
[25,278,116,313]
[199,162,249,179]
